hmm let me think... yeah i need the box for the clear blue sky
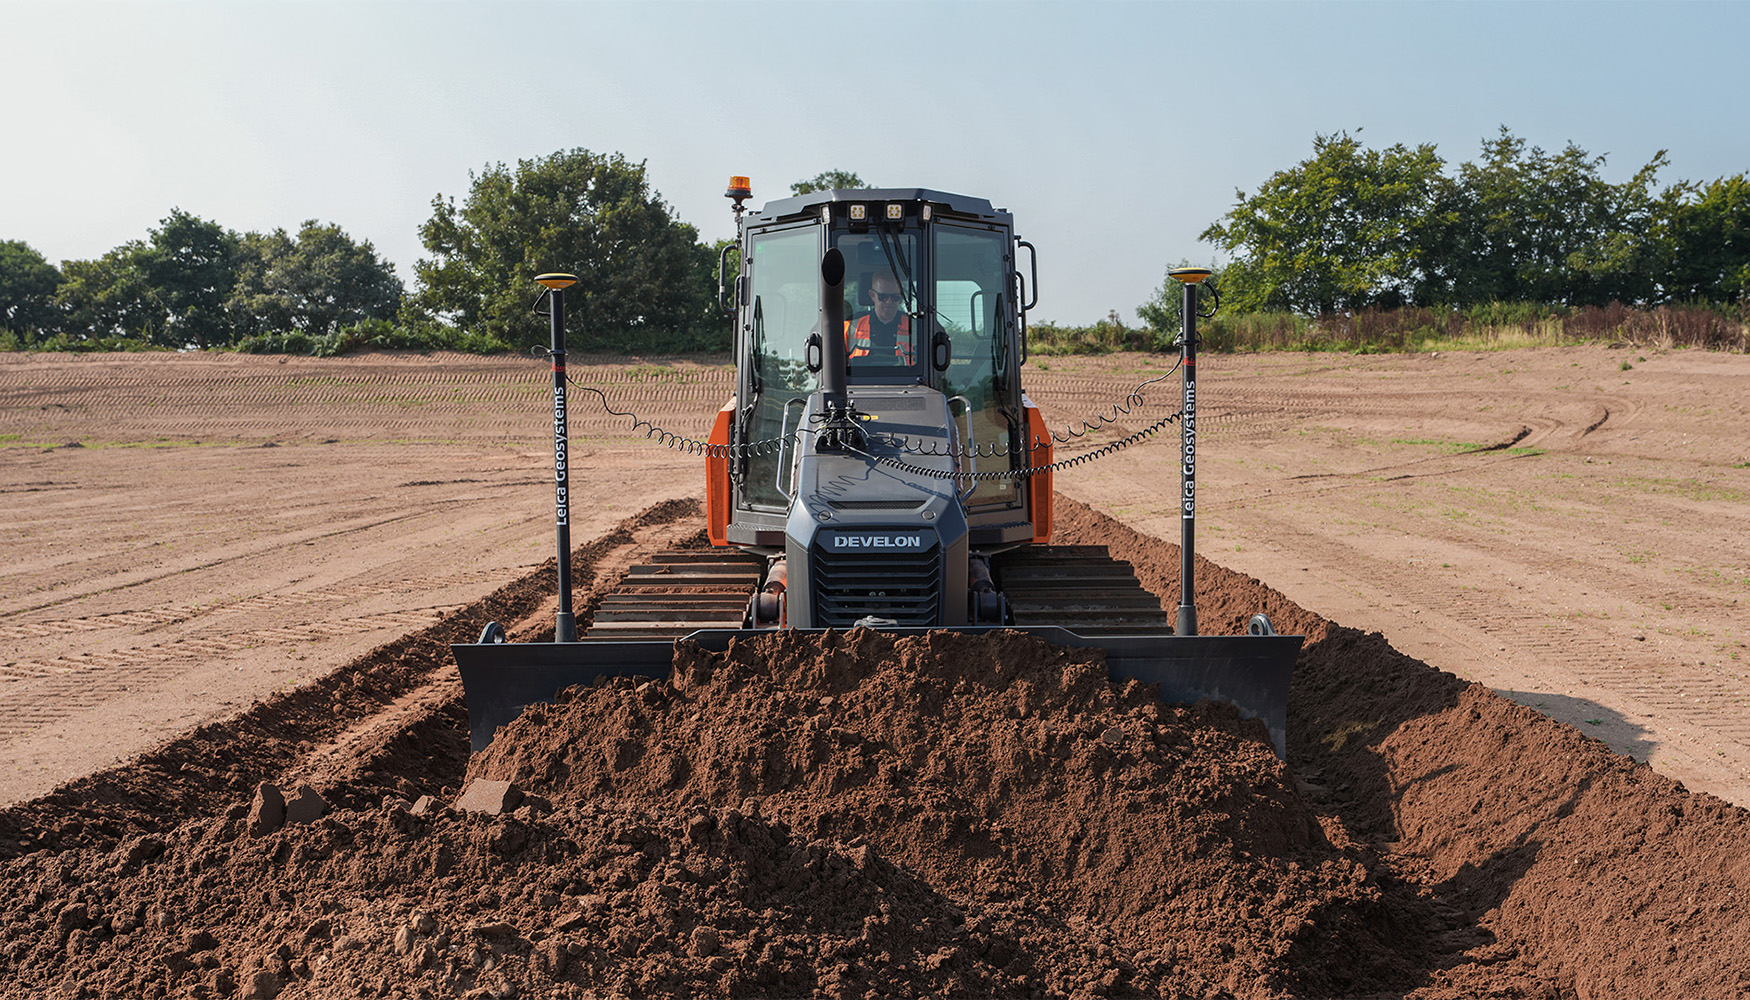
[4,0,1746,325]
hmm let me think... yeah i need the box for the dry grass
[1030,302,1749,356]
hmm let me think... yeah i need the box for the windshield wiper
[875,226,917,315]
[750,295,765,395]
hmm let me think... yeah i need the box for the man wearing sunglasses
[848,271,913,363]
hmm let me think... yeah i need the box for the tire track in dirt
[0,607,464,739]
[1028,358,1651,461]
[1038,351,1750,801]
[0,569,514,642]
[0,504,462,619]
[1204,503,1750,777]
[0,562,557,743]
[2,354,734,450]
[0,497,705,854]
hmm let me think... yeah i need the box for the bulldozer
[454,182,1300,755]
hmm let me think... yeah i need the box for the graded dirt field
[2,347,1749,998]
[4,347,1746,808]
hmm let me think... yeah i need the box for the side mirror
[805,332,823,373]
[717,243,739,314]
[932,329,951,371]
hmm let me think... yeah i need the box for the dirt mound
[1060,496,1750,999]
[471,628,1430,997]
[1,628,1423,1000]
[3,794,1079,999]
[2,495,1749,998]
[1293,627,1750,999]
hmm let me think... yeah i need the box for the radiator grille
[810,544,942,627]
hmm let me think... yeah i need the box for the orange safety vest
[847,313,912,362]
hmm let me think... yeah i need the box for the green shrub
[10,330,161,352]
[234,320,516,357]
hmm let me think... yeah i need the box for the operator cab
[726,188,1036,549]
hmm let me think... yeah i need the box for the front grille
[810,544,942,627]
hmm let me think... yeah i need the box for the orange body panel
[705,398,735,547]
[1023,396,1052,543]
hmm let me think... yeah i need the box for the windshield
[832,230,919,375]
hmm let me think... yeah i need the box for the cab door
[932,223,1021,509]
[736,224,820,512]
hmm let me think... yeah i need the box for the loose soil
[3,348,1749,997]
[3,498,1747,998]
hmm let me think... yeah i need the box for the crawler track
[580,543,1178,637]
[994,544,1177,634]
[582,550,765,639]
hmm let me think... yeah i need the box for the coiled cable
[849,410,1181,482]
[553,357,1184,469]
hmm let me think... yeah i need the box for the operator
[848,272,913,363]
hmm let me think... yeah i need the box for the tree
[1199,132,1449,314]
[413,149,719,351]
[1664,173,1750,303]
[1,241,63,340]
[791,171,867,196]
[54,242,161,344]
[1200,128,1690,313]
[228,221,403,338]
[51,210,246,348]
[1446,128,1672,307]
[140,209,245,348]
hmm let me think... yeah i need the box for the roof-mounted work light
[725,176,752,206]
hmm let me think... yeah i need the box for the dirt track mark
[0,496,706,855]
[1462,425,1533,452]
[1040,350,1750,802]
[1224,505,1750,765]
[0,606,464,738]
[0,568,515,643]
[1,353,735,451]
[0,503,463,619]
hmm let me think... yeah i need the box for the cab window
[741,225,820,510]
[934,225,1017,506]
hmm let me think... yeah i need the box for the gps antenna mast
[1169,266,1213,637]
[536,272,580,643]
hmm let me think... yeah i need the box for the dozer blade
[453,626,1300,757]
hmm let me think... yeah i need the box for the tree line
[5,130,1746,356]
[1,151,792,354]
[1,157,870,355]
[1197,127,1749,316]
[2,212,406,351]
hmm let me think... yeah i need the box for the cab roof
[749,187,1010,226]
